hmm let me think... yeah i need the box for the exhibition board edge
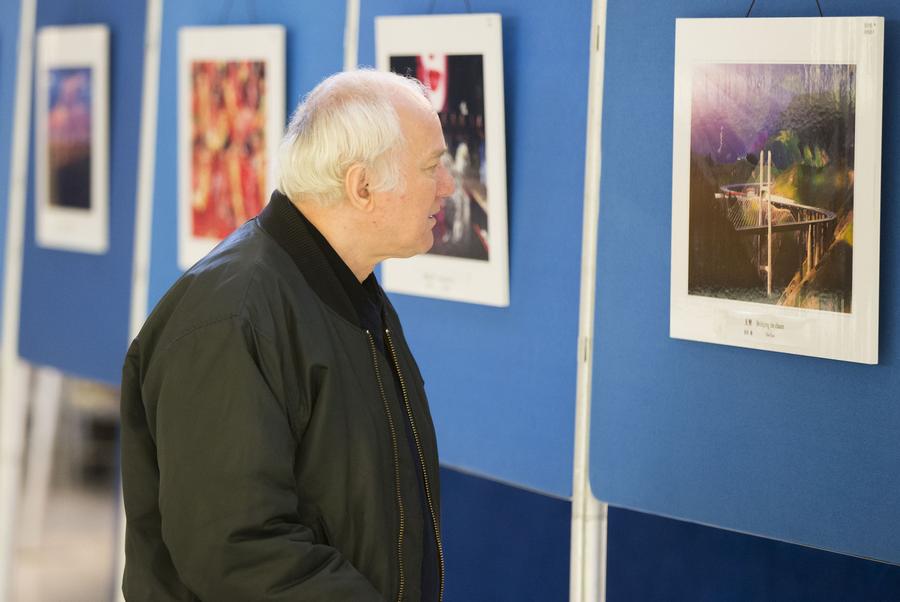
[0,0,39,598]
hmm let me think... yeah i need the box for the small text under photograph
[377,13,509,307]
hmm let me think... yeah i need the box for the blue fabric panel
[440,468,900,601]
[18,0,145,384]
[439,466,570,601]
[359,0,590,497]
[0,0,22,332]
[146,2,346,311]
[607,506,900,601]
[591,0,900,563]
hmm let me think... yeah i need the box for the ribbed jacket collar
[255,190,363,328]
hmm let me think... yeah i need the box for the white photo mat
[670,17,884,364]
[376,13,509,307]
[35,25,109,254]
[177,25,285,270]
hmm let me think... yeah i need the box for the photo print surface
[689,63,855,313]
[178,25,284,270]
[48,67,93,210]
[189,60,268,240]
[390,54,489,261]
[669,17,884,363]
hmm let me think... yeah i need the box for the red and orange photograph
[189,60,267,240]
[178,25,284,269]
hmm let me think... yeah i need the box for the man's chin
[421,235,435,255]
[412,234,435,256]
[388,235,434,260]
[393,247,429,260]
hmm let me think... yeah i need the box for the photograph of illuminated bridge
[688,63,855,313]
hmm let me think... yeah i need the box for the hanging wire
[744,0,757,17]
[428,0,473,14]
[746,0,823,17]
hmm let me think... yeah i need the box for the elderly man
[121,70,453,601]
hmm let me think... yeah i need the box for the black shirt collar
[256,190,383,331]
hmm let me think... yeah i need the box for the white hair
[277,69,428,207]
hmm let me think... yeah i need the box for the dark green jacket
[121,196,442,601]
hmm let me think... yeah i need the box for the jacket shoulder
[134,220,305,358]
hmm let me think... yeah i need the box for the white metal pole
[18,367,63,550]
[115,1,163,600]
[0,366,29,602]
[127,0,163,359]
[343,0,360,71]
[0,0,37,597]
[570,0,608,601]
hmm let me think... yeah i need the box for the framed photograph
[35,25,109,254]
[670,18,884,363]
[178,25,285,270]
[377,13,509,307]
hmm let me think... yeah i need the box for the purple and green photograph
[47,66,92,210]
[688,63,855,313]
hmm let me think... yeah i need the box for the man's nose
[438,165,455,196]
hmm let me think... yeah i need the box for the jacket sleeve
[148,316,384,601]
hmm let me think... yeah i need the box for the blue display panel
[145,2,347,309]
[0,0,23,330]
[18,0,146,384]
[440,467,570,601]
[359,0,591,497]
[607,506,900,601]
[591,0,900,563]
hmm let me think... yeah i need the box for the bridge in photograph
[715,180,837,290]
[714,150,839,298]
[718,183,837,234]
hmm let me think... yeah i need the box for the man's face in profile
[369,96,455,259]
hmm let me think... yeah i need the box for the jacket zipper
[384,329,445,602]
[366,331,406,602]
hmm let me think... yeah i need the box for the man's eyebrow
[427,147,449,161]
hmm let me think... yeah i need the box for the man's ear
[344,164,375,212]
